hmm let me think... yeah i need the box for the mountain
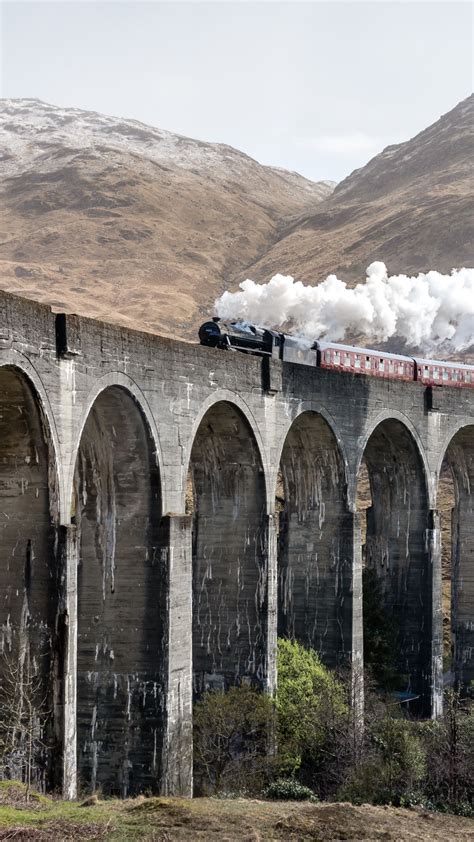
[0,99,333,337]
[243,96,474,286]
[0,96,472,348]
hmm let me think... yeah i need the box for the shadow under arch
[73,384,165,797]
[358,416,431,714]
[67,372,165,516]
[276,410,352,666]
[182,389,269,513]
[0,364,61,789]
[355,408,432,507]
[437,424,474,693]
[187,399,268,695]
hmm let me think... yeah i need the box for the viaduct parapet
[0,290,472,798]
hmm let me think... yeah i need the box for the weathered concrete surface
[0,289,473,796]
[363,419,431,712]
[190,402,268,694]
[443,425,474,691]
[74,387,165,796]
[278,411,353,666]
[0,365,62,790]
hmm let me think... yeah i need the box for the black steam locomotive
[199,318,283,355]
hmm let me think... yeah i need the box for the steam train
[199,318,474,389]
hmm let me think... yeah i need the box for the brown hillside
[244,96,474,289]
[0,99,333,339]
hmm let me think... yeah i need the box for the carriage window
[398,363,405,375]
[424,366,429,374]
[334,352,340,364]
[325,351,331,362]
[355,358,361,368]
[366,357,371,369]
[379,359,385,371]
[443,370,449,380]
[434,368,439,379]
[344,354,351,366]
[465,372,471,382]
[452,371,458,381]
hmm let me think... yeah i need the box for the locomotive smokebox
[199,319,222,347]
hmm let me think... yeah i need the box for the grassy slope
[1,784,473,841]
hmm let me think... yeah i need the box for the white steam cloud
[215,262,474,353]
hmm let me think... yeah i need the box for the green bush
[193,647,474,815]
[338,715,426,805]
[373,716,427,794]
[276,638,347,777]
[263,778,318,802]
[193,640,349,797]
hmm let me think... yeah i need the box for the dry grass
[0,785,473,841]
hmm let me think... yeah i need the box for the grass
[0,782,473,840]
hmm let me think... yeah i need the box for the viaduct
[0,289,473,799]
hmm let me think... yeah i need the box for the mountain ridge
[243,96,473,291]
[0,98,334,336]
[0,96,472,355]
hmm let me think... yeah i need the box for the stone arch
[182,389,269,513]
[357,417,431,713]
[276,410,352,666]
[0,363,61,789]
[438,424,474,693]
[355,408,432,507]
[187,399,268,694]
[273,404,350,501]
[67,372,165,515]
[73,385,165,796]
[0,352,63,514]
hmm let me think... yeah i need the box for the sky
[0,1,472,182]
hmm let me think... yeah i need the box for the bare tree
[193,686,276,795]
[0,644,50,800]
[425,688,474,809]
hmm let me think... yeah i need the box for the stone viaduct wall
[0,290,472,798]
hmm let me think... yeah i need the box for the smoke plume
[215,263,474,353]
